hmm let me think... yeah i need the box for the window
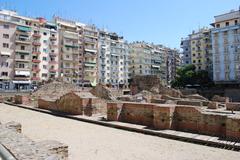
[3,34,9,39]
[43,48,47,53]
[235,20,238,25]
[226,22,229,26]
[19,63,25,68]
[21,45,25,50]
[43,40,47,43]
[20,55,25,59]
[1,72,8,76]
[43,65,47,69]
[216,24,220,28]
[42,57,47,61]
[3,24,9,29]
[3,43,9,48]
[43,32,47,36]
[193,60,196,63]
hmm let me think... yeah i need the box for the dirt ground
[0,103,239,160]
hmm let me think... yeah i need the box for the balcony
[15,49,31,54]
[32,59,41,63]
[31,77,40,81]
[15,37,31,44]
[32,67,40,72]
[50,36,57,41]
[49,60,57,64]
[32,41,41,46]
[15,57,31,62]
[33,33,41,38]
[49,52,57,57]
[32,51,41,55]
[63,31,78,40]
[49,68,57,72]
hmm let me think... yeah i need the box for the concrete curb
[3,102,240,151]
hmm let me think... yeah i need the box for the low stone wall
[226,116,240,139]
[226,102,240,111]
[0,95,3,103]
[38,92,107,116]
[176,100,203,106]
[207,101,219,109]
[107,102,240,139]
[14,95,30,105]
[0,121,68,160]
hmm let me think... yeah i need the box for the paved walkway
[0,103,239,160]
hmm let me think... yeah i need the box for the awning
[12,80,31,84]
[152,65,160,68]
[85,48,97,53]
[15,71,30,76]
[1,51,11,56]
[17,26,31,32]
[84,63,96,67]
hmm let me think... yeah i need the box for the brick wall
[226,103,240,111]
[107,102,240,139]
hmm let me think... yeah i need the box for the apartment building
[82,25,98,86]
[0,10,61,90]
[166,48,181,84]
[0,18,15,90]
[54,17,82,85]
[129,42,168,84]
[98,30,129,88]
[181,28,213,79]
[151,45,167,84]
[211,9,240,84]
[129,42,152,77]
[180,37,191,65]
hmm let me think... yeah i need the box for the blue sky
[0,0,239,48]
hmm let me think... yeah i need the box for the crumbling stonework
[14,95,30,105]
[0,95,3,103]
[176,100,203,106]
[226,102,240,111]
[207,101,220,109]
[212,95,230,103]
[38,91,107,116]
[0,121,68,160]
[107,102,240,139]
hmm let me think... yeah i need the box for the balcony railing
[32,67,40,72]
[49,60,57,64]
[33,33,41,38]
[49,68,57,72]
[32,59,41,63]
[15,37,31,44]
[32,41,41,46]
[32,51,41,55]
[31,77,40,81]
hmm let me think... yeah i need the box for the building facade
[129,42,169,84]
[98,30,129,88]
[166,48,181,84]
[181,28,213,79]
[211,9,240,84]
[180,37,191,65]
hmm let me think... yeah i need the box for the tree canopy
[171,64,212,88]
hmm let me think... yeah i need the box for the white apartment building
[98,30,129,88]
[211,9,240,84]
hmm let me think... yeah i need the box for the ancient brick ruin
[107,102,240,140]
[38,91,107,116]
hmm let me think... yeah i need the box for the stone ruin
[38,91,107,116]
[107,102,240,140]
[0,121,68,160]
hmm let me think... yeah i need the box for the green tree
[171,64,212,88]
